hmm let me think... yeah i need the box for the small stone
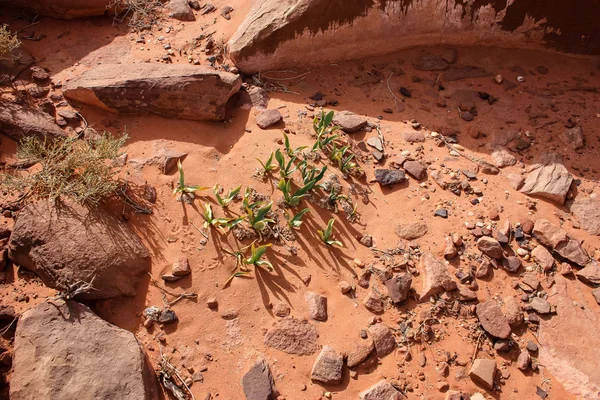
[346,340,375,368]
[385,273,412,303]
[368,323,396,357]
[494,340,510,352]
[158,309,178,324]
[404,161,427,180]
[531,245,554,271]
[396,221,428,240]
[256,109,282,129]
[526,341,538,352]
[30,66,50,81]
[477,236,504,259]
[306,292,327,321]
[207,298,218,309]
[339,281,352,294]
[332,111,367,133]
[172,257,191,276]
[310,346,343,384]
[516,351,530,371]
[272,302,290,317]
[399,87,411,97]
[435,209,448,219]
[363,290,384,314]
[476,301,511,339]
[374,169,406,186]
[242,360,275,400]
[359,235,373,247]
[530,297,551,314]
[502,256,521,273]
[469,358,496,389]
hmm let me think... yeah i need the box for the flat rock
[363,290,384,314]
[403,130,425,143]
[395,221,428,240]
[310,346,343,384]
[368,323,396,358]
[375,169,406,186]
[332,111,367,133]
[520,154,573,204]
[477,236,504,259]
[570,197,600,235]
[346,339,374,368]
[0,102,66,142]
[306,292,327,321]
[403,160,426,180]
[9,200,150,299]
[502,256,521,273]
[469,358,496,389]
[560,126,584,149]
[167,0,195,21]
[63,64,241,121]
[419,252,457,301]
[366,137,383,151]
[246,86,270,109]
[10,300,158,400]
[442,65,492,81]
[503,296,523,327]
[172,257,191,276]
[505,173,525,190]
[576,262,600,285]
[359,379,405,400]
[531,297,551,314]
[242,359,276,400]
[533,219,588,266]
[476,300,511,339]
[414,52,448,71]
[385,273,412,303]
[264,318,319,355]
[256,109,282,129]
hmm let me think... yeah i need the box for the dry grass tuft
[0,25,20,62]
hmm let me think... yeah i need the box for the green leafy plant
[299,162,327,186]
[213,184,241,208]
[274,149,297,179]
[223,242,254,270]
[330,143,357,173]
[284,208,310,229]
[201,203,230,232]
[318,218,343,247]
[312,110,340,151]
[282,132,307,157]
[243,243,273,271]
[246,201,275,232]
[2,133,127,205]
[256,152,277,175]
[173,160,210,196]
[277,178,317,207]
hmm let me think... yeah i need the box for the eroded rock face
[10,300,158,400]
[264,317,320,355]
[9,200,150,299]
[532,219,588,266]
[0,102,66,142]
[4,0,113,19]
[570,197,600,236]
[63,64,241,121]
[419,252,457,301]
[520,154,573,204]
[228,0,599,74]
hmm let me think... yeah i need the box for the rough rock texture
[477,236,504,259]
[310,346,343,384]
[419,252,457,301]
[576,262,600,285]
[368,323,396,357]
[396,221,428,240]
[0,102,66,141]
[10,300,158,400]
[359,379,405,400]
[531,245,555,271]
[332,111,367,133]
[264,318,319,355]
[228,0,600,74]
[491,146,516,168]
[385,273,412,303]
[403,161,426,180]
[560,126,584,149]
[256,109,282,129]
[476,300,511,339]
[63,64,241,121]
[375,169,406,186]
[520,154,573,204]
[363,290,384,314]
[538,276,600,399]
[242,360,276,400]
[469,358,496,389]
[9,200,150,299]
[533,219,588,266]
[570,197,600,236]
[346,340,374,368]
[306,292,327,321]
[167,0,195,21]
[503,296,523,327]
[5,0,113,19]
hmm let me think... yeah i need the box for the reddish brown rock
[469,358,496,389]
[363,290,384,314]
[306,292,327,321]
[5,0,113,19]
[63,64,241,121]
[576,262,600,285]
[476,300,511,339]
[242,360,276,400]
[533,219,588,266]
[264,318,319,355]
[419,252,457,301]
[10,300,158,400]
[570,197,600,236]
[521,154,573,204]
[403,161,427,180]
[503,296,523,327]
[346,340,374,368]
[9,200,150,299]
[256,109,282,129]
[385,273,412,303]
[477,236,504,259]
[395,221,428,240]
[359,379,405,400]
[560,126,585,150]
[310,346,343,384]
[368,323,396,357]
[0,102,66,142]
[332,111,367,133]
[531,245,554,271]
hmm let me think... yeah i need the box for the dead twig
[52,276,99,300]
[386,72,402,108]
[190,220,209,239]
[158,345,195,400]
[147,272,198,305]
[0,318,17,336]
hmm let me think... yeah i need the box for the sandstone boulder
[9,200,150,299]
[63,64,241,121]
[4,0,113,19]
[520,154,573,204]
[0,102,65,142]
[10,300,158,400]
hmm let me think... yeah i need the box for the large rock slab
[63,64,241,121]
[418,252,457,301]
[264,317,319,355]
[9,200,150,299]
[520,154,573,204]
[538,276,600,399]
[570,197,600,236]
[0,102,65,141]
[10,300,158,400]
[4,0,113,19]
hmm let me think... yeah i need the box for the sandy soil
[1,2,600,400]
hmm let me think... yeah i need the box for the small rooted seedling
[213,184,241,208]
[275,149,297,179]
[312,110,340,151]
[318,218,343,247]
[173,160,209,196]
[283,132,307,157]
[277,178,316,207]
[201,203,245,233]
[299,162,327,186]
[284,208,310,229]
[246,201,275,233]
[256,152,278,176]
[243,243,273,271]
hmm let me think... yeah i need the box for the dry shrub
[3,133,128,205]
[0,24,20,62]
[110,0,164,31]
